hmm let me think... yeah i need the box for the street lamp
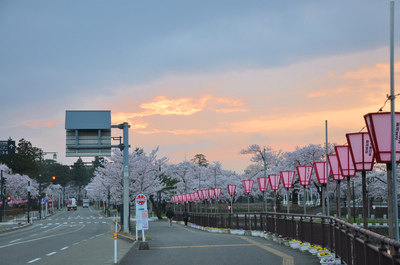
[242,180,254,212]
[335,145,356,223]
[38,150,57,219]
[269,174,280,212]
[280,171,295,214]
[296,166,313,214]
[227,185,236,213]
[327,154,345,218]
[257,177,269,212]
[346,132,375,229]
[313,162,331,215]
[364,112,400,240]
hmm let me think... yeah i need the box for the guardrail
[174,212,400,265]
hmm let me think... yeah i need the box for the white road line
[73,242,79,245]
[30,233,38,237]
[27,258,41,263]
[9,238,22,243]
[46,252,56,256]
[61,246,68,250]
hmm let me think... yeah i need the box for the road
[0,207,131,265]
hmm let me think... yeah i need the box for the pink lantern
[208,189,215,199]
[257,177,267,192]
[172,195,176,203]
[328,154,345,181]
[202,189,209,200]
[364,112,400,163]
[346,132,374,171]
[242,180,254,194]
[269,174,280,190]
[280,171,295,189]
[335,145,356,177]
[296,166,313,186]
[214,188,222,198]
[178,195,182,203]
[194,192,199,201]
[182,194,187,202]
[228,185,236,196]
[313,161,331,185]
[197,190,203,200]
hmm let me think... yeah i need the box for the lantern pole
[326,120,330,216]
[263,148,267,212]
[337,181,341,218]
[390,1,399,241]
[362,172,368,229]
[286,188,290,214]
[347,177,351,223]
[303,186,306,214]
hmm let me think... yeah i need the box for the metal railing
[174,212,400,265]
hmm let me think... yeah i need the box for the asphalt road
[120,220,322,265]
[0,207,132,265]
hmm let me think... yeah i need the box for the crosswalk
[37,216,108,227]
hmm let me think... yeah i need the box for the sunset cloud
[26,120,63,128]
[111,95,248,125]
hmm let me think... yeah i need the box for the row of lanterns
[171,112,399,235]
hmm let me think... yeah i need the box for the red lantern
[327,154,345,181]
[257,177,267,192]
[313,161,331,185]
[296,166,313,186]
[208,189,215,199]
[364,112,400,163]
[197,190,203,200]
[242,180,254,194]
[280,171,295,189]
[201,189,209,200]
[214,188,222,198]
[335,145,356,177]
[269,174,280,190]
[346,132,374,171]
[228,185,236,196]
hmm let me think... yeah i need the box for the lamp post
[257,177,268,212]
[227,185,236,213]
[214,188,221,213]
[269,174,280,212]
[280,171,295,214]
[335,145,356,223]
[313,162,331,216]
[27,181,31,223]
[242,180,254,212]
[296,166,313,214]
[364,111,400,240]
[328,154,345,218]
[346,132,375,229]
[38,151,57,220]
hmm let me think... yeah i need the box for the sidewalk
[119,220,322,265]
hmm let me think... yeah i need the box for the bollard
[113,232,117,264]
[135,222,138,240]
[115,219,118,233]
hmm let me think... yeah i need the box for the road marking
[30,233,38,237]
[46,252,56,256]
[73,242,79,245]
[153,243,255,249]
[61,246,68,250]
[0,225,86,249]
[239,236,294,265]
[27,258,41,263]
[9,238,22,243]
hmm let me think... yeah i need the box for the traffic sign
[0,141,15,156]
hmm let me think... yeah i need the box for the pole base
[139,242,149,250]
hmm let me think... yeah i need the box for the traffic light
[52,176,56,183]
[7,196,11,202]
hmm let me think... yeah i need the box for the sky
[1,0,400,173]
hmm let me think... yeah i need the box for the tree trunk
[149,195,162,220]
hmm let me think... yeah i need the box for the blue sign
[0,141,15,156]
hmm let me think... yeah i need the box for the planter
[317,252,333,259]
[308,247,319,255]
[299,245,309,252]
[230,229,245,235]
[251,231,262,237]
[320,257,340,264]
[265,234,274,241]
[283,240,290,247]
[290,242,300,249]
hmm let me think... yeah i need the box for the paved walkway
[119,220,321,265]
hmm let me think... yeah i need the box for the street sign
[0,141,15,156]
[135,194,148,230]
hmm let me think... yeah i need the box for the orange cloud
[26,119,63,128]
[111,95,248,124]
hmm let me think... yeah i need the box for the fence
[174,212,400,265]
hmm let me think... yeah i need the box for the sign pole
[123,122,130,233]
